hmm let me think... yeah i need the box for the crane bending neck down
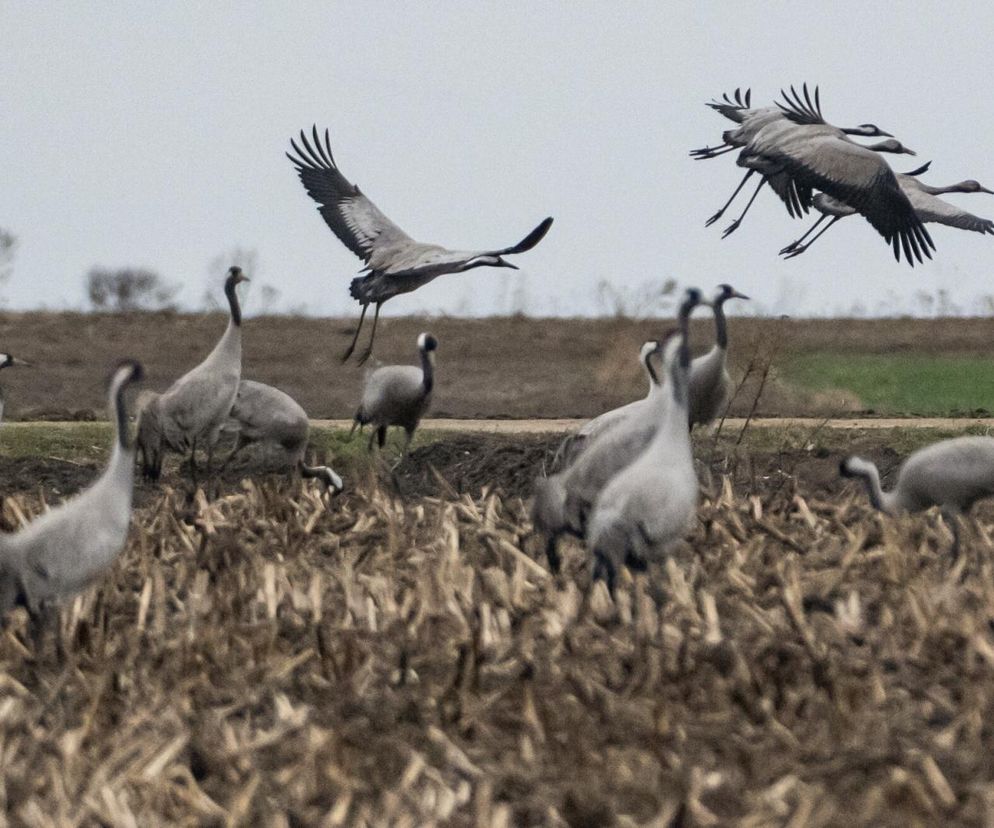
[840,457,896,513]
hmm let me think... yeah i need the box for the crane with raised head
[688,284,749,428]
[137,266,248,486]
[588,294,698,593]
[352,332,438,466]
[0,360,144,626]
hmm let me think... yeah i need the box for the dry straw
[0,469,992,825]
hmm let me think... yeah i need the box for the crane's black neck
[421,348,435,394]
[714,297,730,348]
[644,349,659,386]
[115,380,131,450]
[225,277,242,327]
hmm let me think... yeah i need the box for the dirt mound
[394,434,561,499]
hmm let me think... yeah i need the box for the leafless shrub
[86,267,179,312]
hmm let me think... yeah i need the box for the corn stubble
[1,472,993,825]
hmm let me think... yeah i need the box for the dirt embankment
[1,311,993,421]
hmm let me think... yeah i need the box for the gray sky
[3,1,993,317]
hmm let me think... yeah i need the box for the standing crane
[0,360,144,626]
[587,293,699,593]
[553,339,663,470]
[137,266,248,486]
[352,332,438,465]
[287,127,553,363]
[780,162,994,257]
[532,290,707,572]
[688,284,749,428]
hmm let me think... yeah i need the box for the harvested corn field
[1,440,994,825]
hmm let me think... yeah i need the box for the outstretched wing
[771,134,934,264]
[904,188,994,234]
[705,87,753,123]
[487,216,554,256]
[777,83,826,126]
[287,127,413,263]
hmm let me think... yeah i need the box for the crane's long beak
[11,358,30,367]
[498,259,519,270]
[902,146,917,156]
[980,185,994,194]
[732,290,750,301]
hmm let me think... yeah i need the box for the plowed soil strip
[312,417,994,433]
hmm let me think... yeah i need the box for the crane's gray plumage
[698,84,904,236]
[688,284,748,428]
[287,127,553,363]
[221,380,343,492]
[353,332,438,462]
[734,85,933,264]
[532,290,706,572]
[137,266,248,483]
[0,360,143,619]
[841,436,994,553]
[553,340,663,471]
[588,293,698,592]
[781,164,994,257]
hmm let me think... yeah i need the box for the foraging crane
[732,86,934,264]
[0,360,143,622]
[698,85,900,236]
[352,332,437,464]
[688,284,749,428]
[532,289,706,572]
[553,339,663,470]
[0,353,30,425]
[588,293,698,593]
[841,436,994,554]
[137,266,248,485]
[780,162,994,257]
[287,127,554,364]
[220,380,343,492]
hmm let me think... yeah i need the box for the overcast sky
[3,2,993,317]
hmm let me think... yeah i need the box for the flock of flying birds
[694,84,994,264]
[0,83,992,625]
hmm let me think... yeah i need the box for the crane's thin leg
[592,552,617,597]
[377,425,387,449]
[783,216,841,259]
[218,438,247,475]
[356,303,382,366]
[545,534,561,574]
[188,437,199,488]
[722,177,766,237]
[780,214,827,255]
[690,144,737,159]
[706,169,753,227]
[367,426,378,452]
[941,507,964,559]
[341,304,369,363]
[205,443,215,494]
